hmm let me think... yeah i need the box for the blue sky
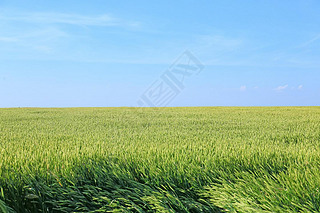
[0,0,319,107]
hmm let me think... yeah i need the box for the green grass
[0,107,320,212]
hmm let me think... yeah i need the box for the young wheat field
[0,107,320,212]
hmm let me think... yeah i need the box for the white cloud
[275,84,288,91]
[240,85,247,91]
[298,85,303,90]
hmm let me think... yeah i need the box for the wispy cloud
[0,10,140,57]
[0,36,18,42]
[298,85,303,90]
[0,11,140,44]
[299,34,320,48]
[0,11,139,28]
[192,34,246,66]
[197,35,243,49]
[275,84,288,91]
[0,26,69,54]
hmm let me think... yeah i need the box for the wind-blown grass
[0,107,319,212]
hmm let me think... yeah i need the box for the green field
[0,107,320,212]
